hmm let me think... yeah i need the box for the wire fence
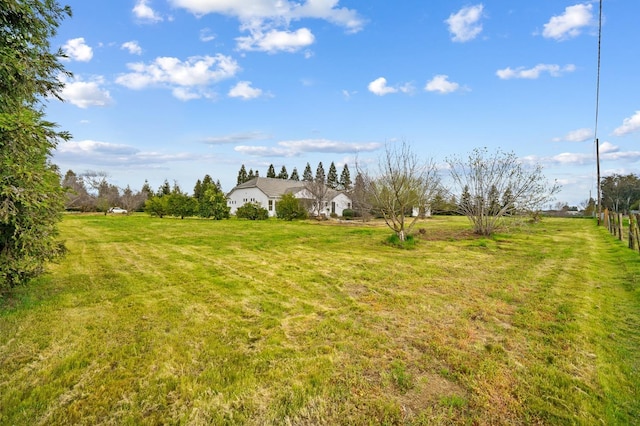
[603,208,640,253]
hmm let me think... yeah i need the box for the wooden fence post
[629,214,635,249]
[635,214,640,254]
[618,213,623,241]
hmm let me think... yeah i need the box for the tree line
[237,161,352,191]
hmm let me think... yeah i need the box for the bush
[276,193,308,221]
[342,209,355,219]
[236,202,269,220]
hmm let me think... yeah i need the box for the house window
[268,200,273,211]
[347,202,351,209]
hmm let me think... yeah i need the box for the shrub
[342,209,355,219]
[276,193,308,221]
[236,202,269,220]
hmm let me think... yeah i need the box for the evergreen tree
[459,185,471,213]
[302,163,313,182]
[193,179,203,199]
[141,180,153,198]
[277,165,289,179]
[158,179,171,196]
[290,167,300,181]
[1,0,71,289]
[267,164,276,178]
[315,162,326,184]
[237,164,248,185]
[488,185,500,215]
[248,169,255,180]
[62,169,92,211]
[339,164,352,191]
[327,161,339,189]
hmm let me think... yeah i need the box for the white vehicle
[108,207,128,214]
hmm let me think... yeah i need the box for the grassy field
[1,214,639,425]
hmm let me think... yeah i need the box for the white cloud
[203,132,270,145]
[529,141,640,167]
[342,89,357,100]
[172,87,216,101]
[553,128,593,142]
[121,41,142,55]
[542,3,593,40]
[236,27,315,53]
[199,28,216,42]
[62,38,93,62]
[133,0,163,23]
[115,54,240,100]
[235,139,382,157]
[367,77,397,96]
[169,0,364,33]
[59,76,112,108]
[56,140,201,167]
[445,4,484,42]
[496,64,576,79]
[228,81,264,100]
[425,75,461,94]
[613,111,640,136]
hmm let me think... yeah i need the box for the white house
[227,177,352,217]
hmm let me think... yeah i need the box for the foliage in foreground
[1,216,638,424]
[1,1,70,291]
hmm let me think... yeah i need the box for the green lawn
[1,215,639,424]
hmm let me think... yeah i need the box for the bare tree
[358,141,440,241]
[303,178,329,217]
[447,148,560,236]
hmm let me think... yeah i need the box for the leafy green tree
[339,164,352,191]
[145,196,169,218]
[290,167,300,181]
[1,0,71,290]
[199,187,229,219]
[267,164,276,178]
[237,164,248,185]
[327,161,339,189]
[276,193,308,221]
[302,163,313,182]
[236,202,269,220]
[277,165,289,179]
[600,174,640,214]
[168,193,196,219]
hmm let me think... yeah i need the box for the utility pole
[596,138,601,225]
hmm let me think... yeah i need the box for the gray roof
[230,177,306,198]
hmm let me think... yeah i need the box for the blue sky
[48,0,640,206]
